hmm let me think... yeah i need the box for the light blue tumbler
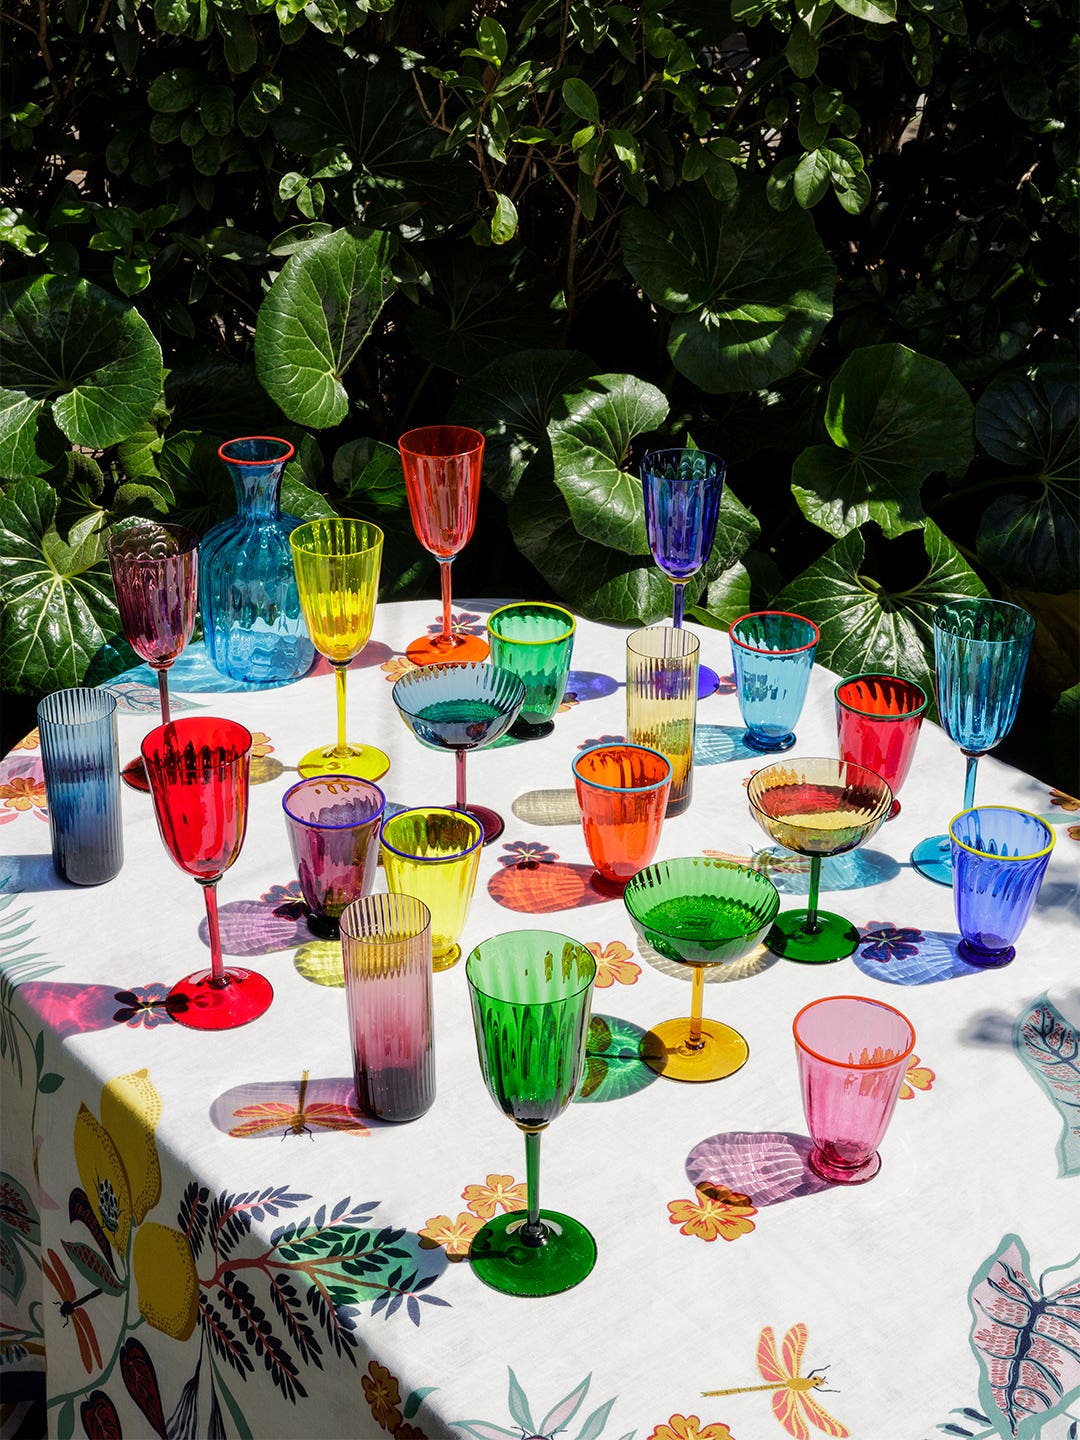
[37,688,124,885]
[949,806,1054,967]
[729,611,820,752]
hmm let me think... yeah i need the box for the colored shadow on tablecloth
[211,1075,370,1139]
[575,1013,658,1103]
[686,1131,832,1206]
[511,789,583,826]
[206,890,313,954]
[748,846,900,894]
[852,927,985,986]
[18,981,176,1035]
[487,858,618,912]
[119,638,394,693]
[633,935,778,986]
[0,854,65,893]
[565,670,621,701]
[693,724,758,765]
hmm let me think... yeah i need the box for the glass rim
[571,743,672,794]
[834,672,928,720]
[217,435,295,466]
[37,688,117,727]
[948,805,1055,862]
[398,424,484,460]
[339,891,431,943]
[281,775,387,830]
[932,597,1036,641]
[626,624,701,659]
[745,755,893,821]
[487,601,576,645]
[624,856,781,927]
[106,519,200,558]
[140,716,253,765]
[639,446,726,473]
[792,994,916,1069]
[379,805,484,862]
[464,930,596,1003]
[289,518,384,558]
[391,661,526,714]
[729,610,820,656]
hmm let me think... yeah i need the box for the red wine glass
[107,520,199,791]
[141,717,273,1030]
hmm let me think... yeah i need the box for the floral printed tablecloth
[1,600,1077,1440]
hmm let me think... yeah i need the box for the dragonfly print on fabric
[45,1068,450,1439]
[704,1324,849,1439]
[967,1234,1080,1440]
[450,1368,633,1440]
[1013,995,1080,1176]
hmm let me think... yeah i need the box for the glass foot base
[744,729,796,752]
[510,717,555,739]
[767,909,859,963]
[808,1145,881,1185]
[470,1210,596,1296]
[958,939,1015,968]
[298,743,390,782]
[166,968,273,1030]
[463,803,505,844]
[640,1018,749,1082]
[122,756,150,792]
[433,945,461,972]
[698,664,720,700]
[406,632,490,666]
[911,834,952,885]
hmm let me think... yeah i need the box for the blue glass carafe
[200,436,316,684]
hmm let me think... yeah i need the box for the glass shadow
[752,846,900,894]
[693,724,758,765]
[686,1130,832,1206]
[852,927,985,985]
[511,788,583,826]
[211,1074,370,1138]
[565,670,621,702]
[576,1013,659,1103]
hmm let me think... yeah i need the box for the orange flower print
[12,729,39,751]
[585,940,640,988]
[249,731,274,758]
[418,1212,483,1257]
[382,655,419,683]
[1069,824,1080,842]
[668,1186,757,1242]
[361,1360,403,1430]
[898,1054,935,1100]
[557,691,580,713]
[0,775,47,812]
[647,1415,734,1440]
[1049,788,1080,812]
[462,1173,527,1218]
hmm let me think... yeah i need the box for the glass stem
[334,661,348,754]
[156,666,171,725]
[439,558,454,642]
[199,878,227,987]
[804,855,823,934]
[962,753,979,811]
[455,751,468,810]
[686,966,706,1052]
[671,581,686,630]
[521,1129,546,1246]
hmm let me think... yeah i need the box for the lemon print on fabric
[133,1221,198,1340]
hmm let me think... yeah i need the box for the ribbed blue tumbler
[950,806,1053,966]
[37,689,124,885]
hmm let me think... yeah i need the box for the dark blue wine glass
[641,448,726,700]
[911,599,1035,886]
[391,662,526,844]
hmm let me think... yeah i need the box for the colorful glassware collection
[32,437,1056,1300]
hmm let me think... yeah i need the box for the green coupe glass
[465,931,597,1297]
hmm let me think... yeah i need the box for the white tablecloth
[1,599,1077,1440]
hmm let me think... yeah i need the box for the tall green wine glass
[465,931,597,1297]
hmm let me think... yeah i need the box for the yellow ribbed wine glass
[290,519,389,780]
[380,807,484,970]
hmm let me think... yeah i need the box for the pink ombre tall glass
[339,893,435,1122]
[793,995,915,1184]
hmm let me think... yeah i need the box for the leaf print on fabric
[1014,995,1080,1176]
[968,1234,1080,1440]
[451,1368,620,1440]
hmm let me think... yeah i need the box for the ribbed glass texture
[340,893,436,1122]
[282,776,386,930]
[37,689,124,885]
[572,744,671,884]
[106,520,199,668]
[933,599,1035,755]
[835,673,927,819]
[950,806,1054,965]
[380,808,483,968]
[640,447,726,582]
[625,626,699,816]
[729,610,819,753]
[487,602,576,734]
[199,437,315,684]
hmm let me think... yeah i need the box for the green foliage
[0,0,1075,733]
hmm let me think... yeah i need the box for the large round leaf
[271,48,474,238]
[165,352,283,437]
[0,274,163,478]
[333,438,428,600]
[772,520,988,718]
[0,475,130,694]
[508,458,670,622]
[449,349,597,501]
[406,245,565,378]
[973,363,1078,592]
[547,374,669,554]
[621,180,835,393]
[254,228,396,428]
[791,343,974,539]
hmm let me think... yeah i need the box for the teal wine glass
[391,662,526,843]
[466,931,597,1297]
[911,599,1035,886]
